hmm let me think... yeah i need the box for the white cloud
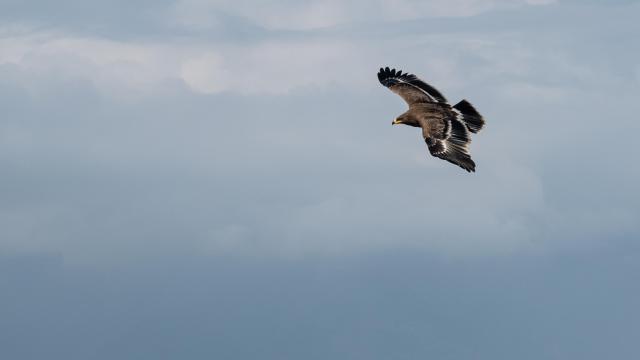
[170,0,558,30]
[0,30,181,98]
[2,18,580,100]
[180,41,366,94]
[0,28,369,96]
[171,0,348,30]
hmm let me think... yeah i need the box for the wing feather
[378,67,447,105]
[425,116,476,172]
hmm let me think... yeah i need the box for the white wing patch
[451,108,463,122]
[436,141,447,155]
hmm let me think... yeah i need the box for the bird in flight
[378,67,485,172]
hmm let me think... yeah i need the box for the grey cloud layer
[2,1,639,260]
[2,0,558,34]
[1,1,640,359]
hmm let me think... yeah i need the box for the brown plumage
[378,67,485,172]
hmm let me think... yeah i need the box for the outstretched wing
[378,67,447,106]
[424,114,476,172]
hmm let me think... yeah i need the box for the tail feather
[453,99,484,133]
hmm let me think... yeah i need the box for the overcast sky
[1,0,640,359]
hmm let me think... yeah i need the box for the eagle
[378,67,485,172]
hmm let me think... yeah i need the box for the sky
[1,0,639,359]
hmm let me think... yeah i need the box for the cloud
[0,29,180,98]
[1,1,639,264]
[171,0,349,30]
[179,41,365,94]
[2,3,640,359]
[0,28,370,96]
[170,0,559,30]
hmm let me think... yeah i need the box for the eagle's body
[378,67,485,172]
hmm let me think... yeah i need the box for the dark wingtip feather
[435,153,476,172]
[378,66,404,87]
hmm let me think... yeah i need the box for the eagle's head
[392,112,420,127]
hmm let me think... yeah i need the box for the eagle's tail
[453,100,484,134]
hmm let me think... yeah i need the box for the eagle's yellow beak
[392,119,402,125]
